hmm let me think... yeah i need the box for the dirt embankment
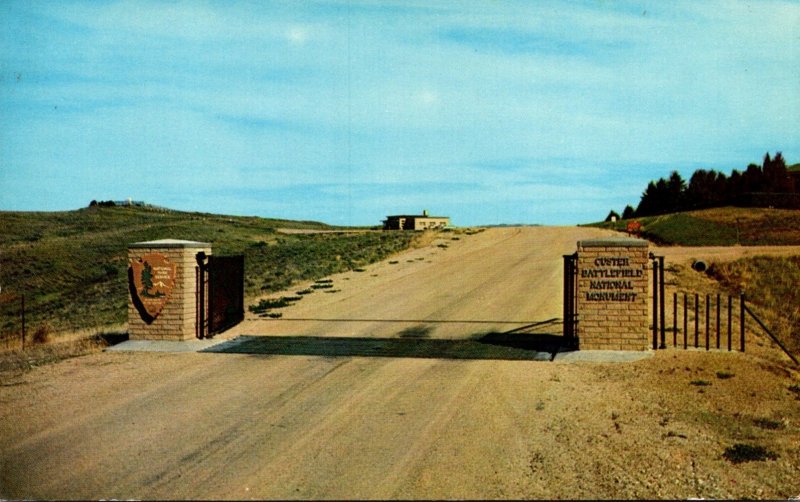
[1,227,798,500]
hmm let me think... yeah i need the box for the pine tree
[141,262,154,296]
[622,205,635,219]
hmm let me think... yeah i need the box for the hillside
[589,206,800,246]
[0,206,414,339]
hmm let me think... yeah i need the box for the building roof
[384,214,449,219]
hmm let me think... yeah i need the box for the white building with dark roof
[383,210,450,230]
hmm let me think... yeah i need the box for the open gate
[649,253,747,352]
[196,253,244,339]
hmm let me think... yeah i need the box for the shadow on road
[204,319,574,361]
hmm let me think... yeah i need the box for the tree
[635,181,658,216]
[629,151,793,215]
[763,151,793,193]
[686,169,726,209]
[726,169,743,203]
[605,210,620,222]
[140,262,154,296]
[666,171,687,211]
[742,163,764,193]
[622,205,636,219]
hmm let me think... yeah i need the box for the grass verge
[586,207,800,246]
[0,206,416,338]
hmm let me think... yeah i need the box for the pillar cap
[129,239,211,249]
[578,237,648,248]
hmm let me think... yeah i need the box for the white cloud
[287,25,311,45]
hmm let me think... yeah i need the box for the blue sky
[1,1,798,226]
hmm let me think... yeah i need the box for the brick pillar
[576,238,649,350]
[127,239,211,341]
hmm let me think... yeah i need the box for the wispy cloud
[1,0,798,225]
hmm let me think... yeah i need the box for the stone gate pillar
[127,239,211,341]
[576,237,649,350]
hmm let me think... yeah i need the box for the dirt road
[231,226,606,341]
[1,227,799,500]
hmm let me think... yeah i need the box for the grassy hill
[0,206,415,339]
[589,207,800,246]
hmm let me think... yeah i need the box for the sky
[1,1,798,227]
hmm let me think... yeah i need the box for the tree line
[607,152,799,221]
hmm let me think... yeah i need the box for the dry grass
[688,207,800,245]
[0,335,116,375]
[708,255,800,356]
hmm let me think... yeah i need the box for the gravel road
[1,227,798,500]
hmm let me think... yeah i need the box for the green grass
[0,205,415,337]
[587,207,800,246]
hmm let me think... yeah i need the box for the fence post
[21,294,26,351]
[683,293,688,349]
[705,294,710,351]
[652,259,658,350]
[195,251,208,340]
[694,293,699,348]
[727,295,732,351]
[673,292,677,347]
[563,255,572,341]
[716,293,721,349]
[659,256,666,349]
[740,293,745,352]
[195,266,200,339]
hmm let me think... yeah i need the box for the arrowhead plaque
[129,253,177,321]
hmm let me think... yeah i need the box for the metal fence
[649,254,798,366]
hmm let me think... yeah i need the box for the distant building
[383,210,450,230]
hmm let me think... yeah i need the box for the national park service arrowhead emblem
[129,253,177,321]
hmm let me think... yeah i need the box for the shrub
[722,444,778,464]
[32,323,51,345]
[753,418,784,430]
[248,296,302,314]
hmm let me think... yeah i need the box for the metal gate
[649,253,747,351]
[196,254,244,339]
[647,254,800,363]
[562,253,578,348]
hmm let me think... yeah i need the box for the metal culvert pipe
[691,259,707,272]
